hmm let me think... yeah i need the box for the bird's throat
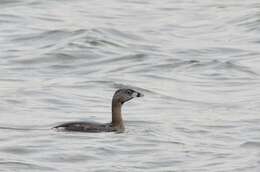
[111,100,124,129]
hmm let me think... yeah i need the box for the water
[0,0,260,171]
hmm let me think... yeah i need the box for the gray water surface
[1,0,260,171]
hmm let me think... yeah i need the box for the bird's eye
[127,90,132,95]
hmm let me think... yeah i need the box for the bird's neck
[111,100,124,129]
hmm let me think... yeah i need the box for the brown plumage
[54,88,143,132]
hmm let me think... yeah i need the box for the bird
[54,88,143,132]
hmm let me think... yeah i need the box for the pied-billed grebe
[54,88,143,132]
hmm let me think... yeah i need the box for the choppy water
[0,0,260,171]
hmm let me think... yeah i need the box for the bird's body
[54,88,143,133]
[54,122,115,132]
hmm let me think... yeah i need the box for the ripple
[241,141,260,149]
[0,161,55,171]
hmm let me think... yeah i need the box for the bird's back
[54,121,115,132]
